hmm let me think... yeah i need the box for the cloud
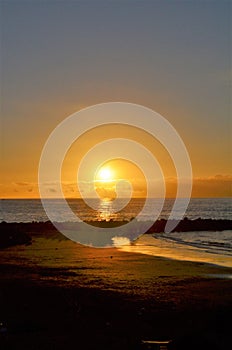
[193,174,232,182]
[48,188,57,193]
[191,174,232,197]
[2,174,231,198]
[14,181,33,186]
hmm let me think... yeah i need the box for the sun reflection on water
[97,199,118,221]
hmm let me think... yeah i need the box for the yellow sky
[1,123,231,199]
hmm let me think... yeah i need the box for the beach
[0,223,232,349]
[2,0,231,348]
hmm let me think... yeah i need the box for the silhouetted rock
[0,219,231,249]
[146,218,232,233]
[0,223,32,248]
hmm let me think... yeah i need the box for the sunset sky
[1,0,231,198]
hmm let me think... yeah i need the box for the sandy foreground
[0,226,232,349]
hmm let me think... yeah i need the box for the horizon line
[1,196,231,200]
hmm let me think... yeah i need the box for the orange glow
[96,167,114,182]
[1,123,231,199]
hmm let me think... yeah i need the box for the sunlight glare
[97,167,113,181]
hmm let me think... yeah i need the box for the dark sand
[0,224,232,349]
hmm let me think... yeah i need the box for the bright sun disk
[97,167,112,181]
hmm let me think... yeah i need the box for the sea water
[1,198,231,223]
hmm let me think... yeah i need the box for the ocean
[1,198,232,223]
[1,198,232,267]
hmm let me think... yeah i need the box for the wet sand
[0,225,232,349]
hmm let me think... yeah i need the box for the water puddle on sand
[203,274,232,279]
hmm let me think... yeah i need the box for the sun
[97,167,113,181]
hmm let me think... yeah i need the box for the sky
[1,0,231,198]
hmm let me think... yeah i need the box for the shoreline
[1,219,232,247]
[1,247,232,349]
[120,234,232,269]
[1,221,231,268]
[1,223,232,349]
